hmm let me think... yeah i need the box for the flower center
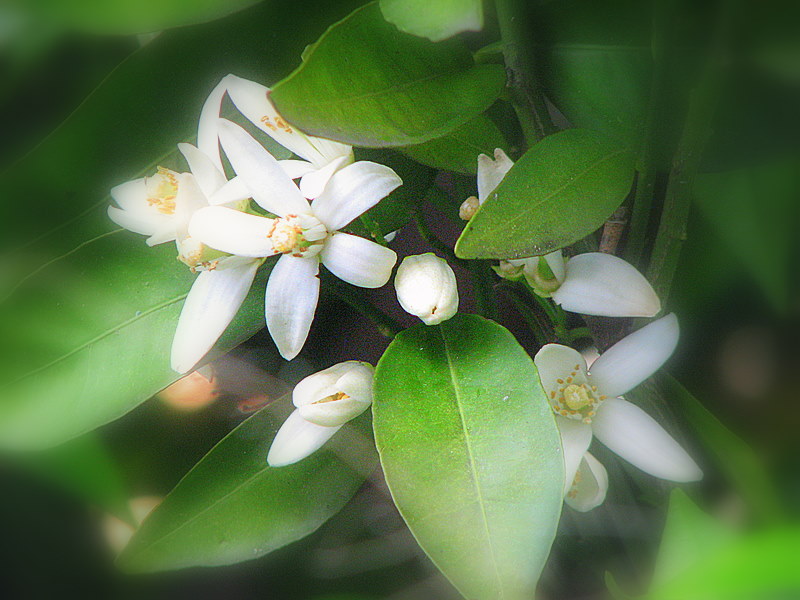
[177,236,228,272]
[145,167,179,215]
[268,214,327,258]
[548,363,606,424]
[312,391,350,405]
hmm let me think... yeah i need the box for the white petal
[292,361,374,408]
[533,344,589,397]
[267,409,340,467]
[217,119,311,217]
[170,257,260,373]
[189,206,276,258]
[591,398,702,482]
[208,176,251,206]
[266,255,320,360]
[146,227,178,247]
[477,148,513,203]
[311,161,402,231]
[320,233,397,288]
[108,206,165,238]
[552,253,661,317]
[110,178,148,211]
[556,416,593,495]
[299,155,350,199]
[588,313,680,397]
[565,453,609,512]
[197,77,228,172]
[178,143,226,199]
[279,159,316,180]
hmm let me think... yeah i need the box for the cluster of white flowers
[463,148,702,511]
[110,74,402,372]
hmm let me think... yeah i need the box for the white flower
[268,361,374,467]
[535,313,702,493]
[201,74,354,198]
[188,119,401,361]
[475,148,660,318]
[394,253,459,325]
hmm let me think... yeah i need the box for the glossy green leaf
[380,0,483,42]
[271,3,506,148]
[455,128,635,259]
[0,0,361,451]
[664,376,785,523]
[19,434,133,524]
[693,160,799,313]
[13,0,264,35]
[373,314,564,600]
[118,398,377,572]
[399,115,508,175]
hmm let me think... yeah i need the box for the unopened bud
[395,253,459,325]
[459,196,481,220]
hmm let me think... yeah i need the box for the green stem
[497,283,551,346]
[496,0,554,145]
[625,0,670,266]
[325,277,402,339]
[646,0,740,301]
[468,261,496,320]
[413,210,464,267]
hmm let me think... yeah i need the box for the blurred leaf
[12,0,264,35]
[664,376,785,524]
[119,398,377,572]
[379,0,483,42]
[373,314,564,600]
[271,3,505,147]
[535,0,652,149]
[455,128,635,259]
[399,115,507,175]
[19,434,133,524]
[646,523,800,600]
[693,160,799,313]
[0,0,361,451]
[652,490,736,587]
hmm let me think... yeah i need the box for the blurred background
[1,0,799,598]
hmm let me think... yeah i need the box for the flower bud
[459,195,481,220]
[294,361,374,427]
[395,253,459,325]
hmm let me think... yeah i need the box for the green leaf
[535,0,652,150]
[664,376,785,524]
[19,434,133,524]
[0,0,361,451]
[271,3,506,148]
[455,128,635,259]
[373,314,564,600]
[379,0,483,42]
[13,0,264,35]
[693,160,799,314]
[652,490,736,588]
[399,115,508,175]
[118,398,377,572]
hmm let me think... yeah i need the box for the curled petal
[267,409,340,467]
[279,159,316,180]
[543,250,567,283]
[477,148,513,203]
[197,77,229,172]
[592,398,702,482]
[552,253,661,317]
[208,176,251,206]
[170,257,260,373]
[299,155,351,200]
[589,313,680,397]
[189,206,277,258]
[556,416,593,495]
[217,119,311,217]
[110,178,148,211]
[311,161,402,231]
[108,206,165,239]
[320,233,397,288]
[565,453,609,512]
[266,255,320,360]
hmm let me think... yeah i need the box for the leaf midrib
[440,325,506,599]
